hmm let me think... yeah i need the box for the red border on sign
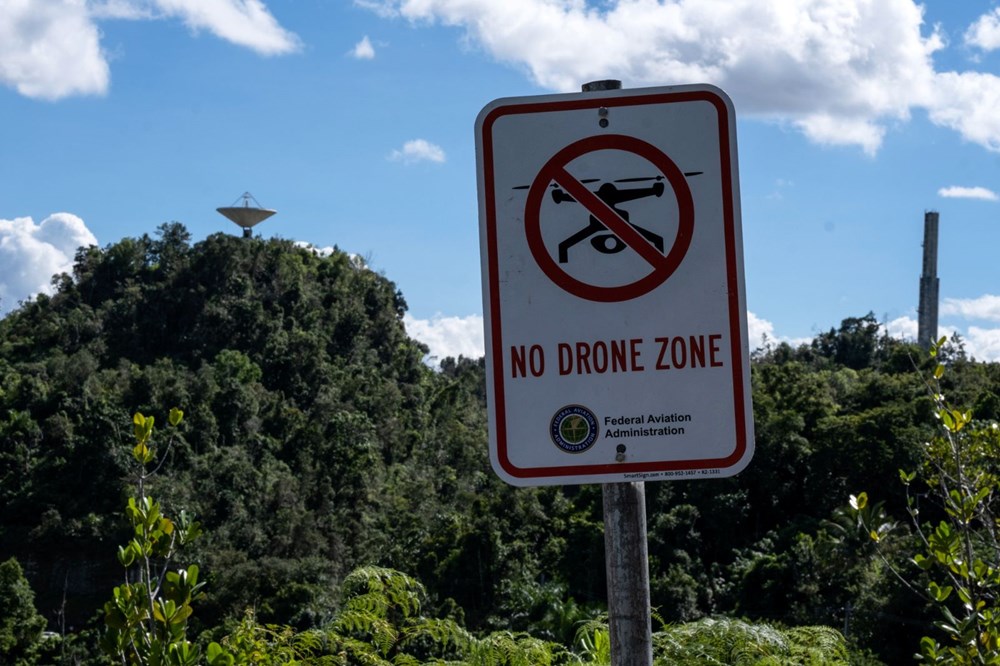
[524,134,694,302]
[479,88,748,481]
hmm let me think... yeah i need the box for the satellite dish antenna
[217,192,276,238]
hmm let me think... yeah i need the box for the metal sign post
[603,476,653,665]
[587,79,652,666]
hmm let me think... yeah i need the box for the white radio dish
[217,192,276,237]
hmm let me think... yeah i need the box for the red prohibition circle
[524,134,695,302]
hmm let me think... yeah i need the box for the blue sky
[1,0,999,361]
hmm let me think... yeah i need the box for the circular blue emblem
[550,405,600,453]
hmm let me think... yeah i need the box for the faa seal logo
[550,405,599,453]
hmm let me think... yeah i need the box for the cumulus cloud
[351,35,376,59]
[885,315,918,341]
[0,0,298,99]
[939,186,999,201]
[926,72,1000,153]
[389,139,446,164]
[887,307,1000,361]
[735,311,811,350]
[966,326,1000,361]
[0,0,110,99]
[746,311,778,351]
[0,213,98,314]
[364,0,1000,154]
[966,9,1000,51]
[942,295,1000,322]
[404,313,484,363]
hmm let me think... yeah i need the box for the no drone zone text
[510,332,726,378]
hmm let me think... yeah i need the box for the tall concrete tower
[918,211,940,349]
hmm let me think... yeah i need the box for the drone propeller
[614,176,663,183]
[614,172,703,183]
[512,178,601,190]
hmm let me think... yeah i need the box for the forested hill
[0,224,454,626]
[4,224,1000,663]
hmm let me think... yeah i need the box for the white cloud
[926,71,1000,153]
[942,295,1000,322]
[746,311,811,350]
[0,213,98,314]
[389,139,446,164]
[966,326,1000,361]
[966,9,1000,51]
[881,315,966,350]
[938,186,999,201]
[885,315,918,341]
[0,0,110,100]
[293,241,336,257]
[153,0,301,55]
[404,313,484,362]
[0,0,298,100]
[364,0,1000,154]
[886,309,1000,361]
[351,35,376,59]
[746,311,777,350]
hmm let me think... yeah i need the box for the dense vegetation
[2,224,1000,663]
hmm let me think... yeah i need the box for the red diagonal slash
[551,166,669,270]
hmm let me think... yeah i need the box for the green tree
[0,557,48,665]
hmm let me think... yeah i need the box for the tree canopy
[3,225,1000,663]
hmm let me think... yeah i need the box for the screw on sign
[524,134,697,303]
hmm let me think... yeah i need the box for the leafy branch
[850,338,1000,663]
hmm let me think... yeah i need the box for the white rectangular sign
[475,84,754,486]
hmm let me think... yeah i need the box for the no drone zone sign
[474,84,755,486]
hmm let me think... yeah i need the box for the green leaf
[116,545,135,567]
[934,364,945,379]
[929,581,953,602]
[170,604,193,624]
[104,607,128,630]
[160,517,174,535]
[207,643,234,666]
[169,407,184,426]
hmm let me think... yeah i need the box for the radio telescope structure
[217,192,276,238]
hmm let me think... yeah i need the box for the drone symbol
[514,172,702,263]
